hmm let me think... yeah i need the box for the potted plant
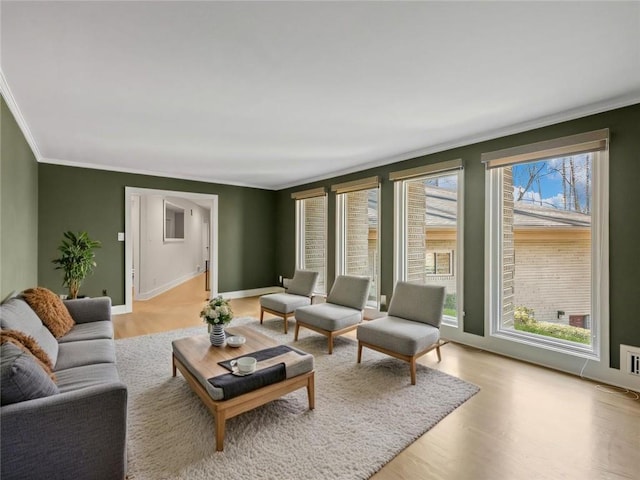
[52,231,101,299]
[200,296,233,346]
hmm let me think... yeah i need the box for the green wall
[38,165,277,305]
[0,98,38,299]
[276,104,640,369]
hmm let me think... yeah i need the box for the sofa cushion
[1,342,59,405]
[58,321,114,343]
[0,297,59,365]
[260,293,312,314]
[54,339,116,371]
[1,329,56,379]
[357,315,440,356]
[295,303,362,331]
[23,287,75,338]
[54,363,121,394]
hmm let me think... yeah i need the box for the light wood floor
[114,274,640,480]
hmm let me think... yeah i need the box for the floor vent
[621,344,640,376]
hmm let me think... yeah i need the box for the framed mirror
[164,200,185,241]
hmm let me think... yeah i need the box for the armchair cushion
[295,303,362,331]
[260,293,312,314]
[326,275,370,310]
[357,316,440,356]
[388,282,446,328]
[1,343,59,406]
[286,270,319,297]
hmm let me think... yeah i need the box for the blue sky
[512,154,591,212]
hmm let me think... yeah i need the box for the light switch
[117,232,125,241]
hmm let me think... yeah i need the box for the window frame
[294,193,328,295]
[393,163,464,328]
[484,132,609,360]
[335,184,380,309]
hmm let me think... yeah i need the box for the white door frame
[121,187,219,314]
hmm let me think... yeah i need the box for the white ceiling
[2,1,639,190]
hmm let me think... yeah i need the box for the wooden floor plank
[113,276,640,479]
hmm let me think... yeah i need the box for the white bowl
[227,335,246,348]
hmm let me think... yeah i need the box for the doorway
[124,187,219,314]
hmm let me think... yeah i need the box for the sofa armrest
[64,297,112,324]
[1,382,127,480]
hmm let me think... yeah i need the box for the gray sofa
[0,295,127,480]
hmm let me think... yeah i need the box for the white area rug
[117,317,479,479]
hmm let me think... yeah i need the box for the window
[334,177,379,308]
[426,250,453,276]
[392,160,463,326]
[293,188,327,294]
[484,129,609,358]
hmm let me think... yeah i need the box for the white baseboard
[135,271,201,301]
[112,285,284,315]
[111,305,128,315]
[218,286,283,299]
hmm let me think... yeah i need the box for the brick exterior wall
[514,235,591,324]
[406,181,426,283]
[344,190,370,276]
[302,196,326,292]
[502,168,515,327]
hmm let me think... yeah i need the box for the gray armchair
[294,275,371,354]
[356,282,445,385]
[259,269,319,333]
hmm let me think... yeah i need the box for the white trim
[335,185,381,308]
[393,168,463,327]
[0,70,42,161]
[276,93,640,190]
[441,326,639,392]
[40,157,267,190]
[294,195,328,295]
[111,305,128,316]
[124,187,218,314]
[134,270,201,301]
[220,286,283,299]
[484,149,609,372]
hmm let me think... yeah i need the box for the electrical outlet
[621,344,640,376]
[102,289,108,296]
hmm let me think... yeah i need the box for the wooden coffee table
[171,326,315,451]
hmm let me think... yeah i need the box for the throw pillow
[0,329,56,380]
[22,287,75,338]
[1,342,59,405]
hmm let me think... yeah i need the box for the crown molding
[38,157,272,191]
[276,92,640,190]
[0,69,43,161]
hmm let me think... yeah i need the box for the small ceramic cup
[236,356,257,374]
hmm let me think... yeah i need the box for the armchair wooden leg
[294,322,300,341]
[260,309,264,324]
[357,342,363,363]
[410,358,417,385]
[328,335,333,355]
[436,344,442,362]
[283,313,288,334]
